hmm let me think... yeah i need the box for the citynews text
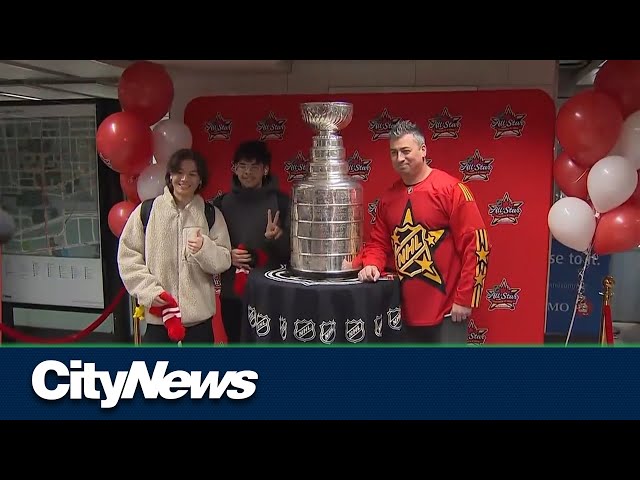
[31,360,259,409]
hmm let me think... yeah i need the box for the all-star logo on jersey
[392,200,447,292]
[428,107,462,140]
[256,111,287,141]
[490,105,526,139]
[368,108,402,141]
[486,278,520,311]
[459,149,494,182]
[284,151,309,182]
[488,192,524,226]
[205,113,233,141]
[467,319,488,345]
[347,150,372,181]
[368,198,379,224]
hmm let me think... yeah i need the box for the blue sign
[546,239,611,341]
[0,346,638,420]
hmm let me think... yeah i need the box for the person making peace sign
[211,140,291,343]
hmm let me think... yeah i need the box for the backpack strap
[204,201,216,232]
[211,193,225,210]
[140,198,156,234]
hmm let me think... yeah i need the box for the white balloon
[152,119,193,165]
[137,162,166,201]
[548,197,596,253]
[587,155,638,213]
[613,110,640,170]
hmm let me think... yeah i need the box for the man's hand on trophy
[265,209,283,240]
[358,265,380,282]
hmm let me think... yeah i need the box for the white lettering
[31,360,258,409]
[548,302,570,312]
[549,254,564,264]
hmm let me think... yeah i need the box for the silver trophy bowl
[300,102,353,133]
[289,102,364,278]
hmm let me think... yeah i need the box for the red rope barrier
[603,304,614,346]
[0,287,127,344]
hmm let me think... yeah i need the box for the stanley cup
[289,102,364,278]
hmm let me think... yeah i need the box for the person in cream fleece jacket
[117,148,232,344]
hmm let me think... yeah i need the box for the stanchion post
[132,299,143,346]
[600,275,615,344]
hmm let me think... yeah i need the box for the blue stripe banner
[1,346,638,420]
[546,239,612,341]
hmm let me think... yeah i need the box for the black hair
[232,140,273,184]
[164,148,209,194]
[232,140,272,167]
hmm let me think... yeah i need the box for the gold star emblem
[392,200,446,290]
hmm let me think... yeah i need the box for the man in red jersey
[358,120,490,343]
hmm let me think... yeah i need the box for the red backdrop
[184,89,556,344]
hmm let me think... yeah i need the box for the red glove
[149,291,185,342]
[165,316,186,342]
[233,244,268,296]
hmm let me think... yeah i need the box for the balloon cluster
[549,60,640,256]
[97,61,194,238]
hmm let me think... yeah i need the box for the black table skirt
[241,267,403,344]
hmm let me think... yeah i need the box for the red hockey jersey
[362,169,490,327]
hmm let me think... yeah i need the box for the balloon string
[565,244,594,346]
[572,170,588,184]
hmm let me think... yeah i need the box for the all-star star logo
[284,151,309,182]
[368,198,379,224]
[577,296,593,317]
[486,278,520,311]
[256,111,287,141]
[368,108,402,141]
[467,319,488,345]
[204,112,232,141]
[488,192,524,226]
[459,149,494,182]
[428,107,462,140]
[347,150,372,181]
[212,190,224,201]
[490,105,526,139]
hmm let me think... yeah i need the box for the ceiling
[0,60,124,101]
[0,60,601,103]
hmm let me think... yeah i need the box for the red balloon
[97,111,153,175]
[595,60,640,118]
[108,201,138,238]
[118,61,174,126]
[120,173,141,204]
[592,198,640,255]
[556,89,623,168]
[553,151,589,200]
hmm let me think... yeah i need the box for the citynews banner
[0,344,640,420]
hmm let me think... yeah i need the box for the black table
[241,266,404,344]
